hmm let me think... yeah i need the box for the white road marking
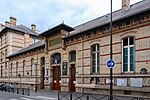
[20,97,34,100]
[9,99,18,100]
[36,96,57,100]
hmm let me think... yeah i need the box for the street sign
[107,60,115,68]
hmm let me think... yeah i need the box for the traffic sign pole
[110,0,113,100]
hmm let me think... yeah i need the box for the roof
[1,24,39,36]
[8,40,45,58]
[65,0,150,38]
[39,23,74,37]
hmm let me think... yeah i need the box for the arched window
[51,53,61,64]
[23,60,25,76]
[40,57,45,67]
[31,58,35,76]
[69,51,76,62]
[122,37,134,72]
[16,62,18,77]
[1,65,2,77]
[11,63,13,77]
[91,44,100,74]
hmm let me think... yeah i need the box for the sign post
[109,0,113,100]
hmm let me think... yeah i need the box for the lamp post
[110,0,113,100]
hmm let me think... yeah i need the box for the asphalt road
[0,91,57,100]
[1,90,150,100]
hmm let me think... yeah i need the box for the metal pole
[110,0,113,100]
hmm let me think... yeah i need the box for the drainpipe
[81,36,84,93]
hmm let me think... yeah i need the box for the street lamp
[109,0,113,100]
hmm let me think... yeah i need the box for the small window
[51,53,61,64]
[69,51,76,62]
[32,37,36,44]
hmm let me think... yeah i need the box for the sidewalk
[30,89,58,98]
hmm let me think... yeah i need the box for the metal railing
[0,86,30,96]
[58,91,150,100]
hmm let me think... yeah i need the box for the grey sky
[0,0,142,32]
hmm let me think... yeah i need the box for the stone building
[0,17,41,84]
[1,0,150,97]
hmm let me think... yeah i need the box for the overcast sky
[0,0,142,32]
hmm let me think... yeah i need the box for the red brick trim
[135,36,150,40]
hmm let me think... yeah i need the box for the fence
[58,91,150,100]
[0,86,30,96]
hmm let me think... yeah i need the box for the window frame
[23,60,25,76]
[16,62,18,77]
[31,58,35,76]
[11,63,13,77]
[122,37,135,73]
[91,44,100,74]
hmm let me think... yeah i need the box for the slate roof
[1,24,39,36]
[65,0,150,38]
[8,40,45,58]
[39,23,74,37]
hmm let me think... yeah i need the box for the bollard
[17,88,19,94]
[70,92,72,100]
[86,95,89,100]
[58,91,59,100]
[22,88,24,95]
[28,88,30,96]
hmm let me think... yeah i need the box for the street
[0,91,57,100]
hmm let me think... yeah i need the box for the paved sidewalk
[30,89,58,98]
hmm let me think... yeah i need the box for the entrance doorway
[40,57,45,89]
[41,67,45,89]
[69,64,76,92]
[53,66,61,90]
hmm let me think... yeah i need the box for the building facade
[0,17,41,85]
[0,0,150,97]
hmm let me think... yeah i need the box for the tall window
[69,51,76,62]
[1,65,2,77]
[5,49,7,58]
[16,62,18,77]
[23,60,25,76]
[122,37,134,72]
[0,37,2,47]
[11,63,13,77]
[91,44,100,73]
[31,58,35,76]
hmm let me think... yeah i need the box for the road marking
[20,97,34,100]
[36,96,57,100]
[9,99,18,100]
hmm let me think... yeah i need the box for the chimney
[5,21,10,27]
[10,16,17,26]
[31,24,36,32]
[122,0,130,10]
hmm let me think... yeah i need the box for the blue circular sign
[107,60,115,68]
